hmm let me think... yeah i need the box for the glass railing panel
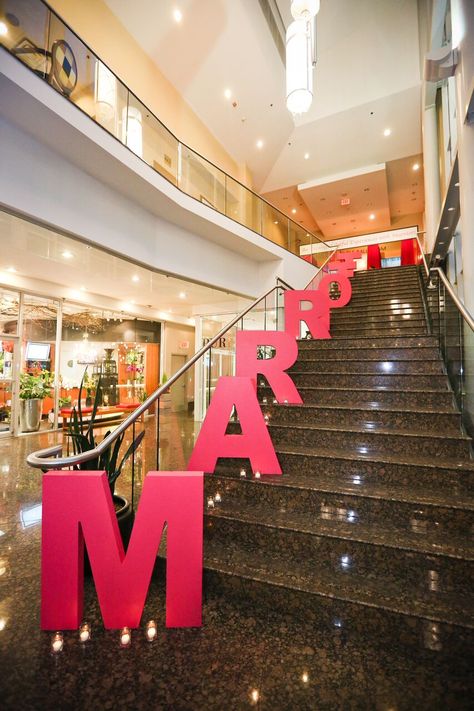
[93,60,128,142]
[178,145,226,213]
[289,221,312,261]
[0,0,50,78]
[461,319,474,438]
[225,175,261,233]
[262,203,289,250]
[126,94,178,183]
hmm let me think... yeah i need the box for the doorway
[170,354,187,412]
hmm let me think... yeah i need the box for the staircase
[203,265,474,646]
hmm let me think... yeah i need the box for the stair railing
[26,280,294,473]
[416,234,474,438]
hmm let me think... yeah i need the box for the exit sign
[340,197,351,206]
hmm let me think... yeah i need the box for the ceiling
[105,0,423,212]
[0,212,251,320]
[264,154,424,239]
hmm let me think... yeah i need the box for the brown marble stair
[200,264,474,638]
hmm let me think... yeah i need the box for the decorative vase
[20,398,43,432]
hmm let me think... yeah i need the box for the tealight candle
[120,627,131,647]
[207,497,215,509]
[79,623,90,643]
[146,620,157,642]
[240,469,247,478]
[262,398,267,404]
[273,398,277,404]
[254,471,261,479]
[214,492,221,503]
[51,632,63,654]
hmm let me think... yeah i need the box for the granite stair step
[262,403,461,435]
[202,554,474,631]
[272,444,474,495]
[289,371,446,390]
[347,292,423,305]
[296,334,438,349]
[296,346,440,361]
[206,471,474,539]
[331,313,426,328]
[350,276,420,289]
[266,423,472,460]
[204,509,474,626]
[332,304,425,319]
[258,385,455,409]
[290,359,443,375]
[349,285,421,298]
[330,323,427,337]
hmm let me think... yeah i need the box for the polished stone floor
[0,415,472,710]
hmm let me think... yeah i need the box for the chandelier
[286,0,320,115]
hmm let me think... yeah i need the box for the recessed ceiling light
[6,266,16,273]
[412,163,420,171]
[0,22,8,36]
[443,226,449,230]
[291,208,297,214]
[383,128,391,137]
[62,250,73,259]
[256,139,264,149]
[224,88,232,100]
[274,220,279,224]
[132,274,140,282]
[306,233,310,237]
[304,152,310,160]
[448,206,455,211]
[173,8,183,23]
[80,286,86,292]
[455,182,460,187]
[179,291,187,299]
[369,213,376,220]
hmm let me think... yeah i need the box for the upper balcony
[0,0,329,280]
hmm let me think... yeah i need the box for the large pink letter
[188,376,281,475]
[319,273,352,309]
[235,330,302,404]
[284,289,331,339]
[328,251,362,278]
[41,470,203,630]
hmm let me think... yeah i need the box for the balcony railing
[0,0,328,261]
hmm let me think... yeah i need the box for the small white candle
[79,623,90,643]
[51,632,63,653]
[120,627,131,647]
[146,620,157,642]
[273,398,277,404]
[214,492,221,503]
[262,398,267,404]
[240,469,247,478]
[254,471,261,479]
[207,497,215,509]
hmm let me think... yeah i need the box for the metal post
[132,419,136,510]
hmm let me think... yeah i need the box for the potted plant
[19,370,53,432]
[67,375,145,563]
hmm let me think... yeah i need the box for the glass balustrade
[0,0,327,260]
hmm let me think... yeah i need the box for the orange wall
[48,0,251,186]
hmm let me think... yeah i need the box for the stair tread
[213,466,474,509]
[203,544,474,628]
[205,502,474,560]
[265,402,458,415]
[276,442,474,474]
[268,421,470,442]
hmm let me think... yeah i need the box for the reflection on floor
[0,413,472,709]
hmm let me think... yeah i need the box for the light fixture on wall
[94,61,117,123]
[122,106,143,158]
[286,2,320,115]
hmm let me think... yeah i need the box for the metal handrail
[430,267,474,332]
[27,282,291,469]
[304,249,338,289]
[415,233,430,278]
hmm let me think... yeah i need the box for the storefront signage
[301,226,418,255]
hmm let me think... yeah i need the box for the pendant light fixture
[286,0,320,115]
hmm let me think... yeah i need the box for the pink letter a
[41,470,203,630]
[188,376,281,475]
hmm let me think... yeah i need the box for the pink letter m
[41,470,203,630]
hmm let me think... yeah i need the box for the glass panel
[289,221,312,260]
[0,338,15,434]
[179,145,226,212]
[126,95,178,183]
[0,287,19,335]
[262,203,289,249]
[0,0,50,78]
[225,176,261,233]
[20,294,59,433]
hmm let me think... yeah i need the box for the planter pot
[84,494,134,576]
[20,398,43,432]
